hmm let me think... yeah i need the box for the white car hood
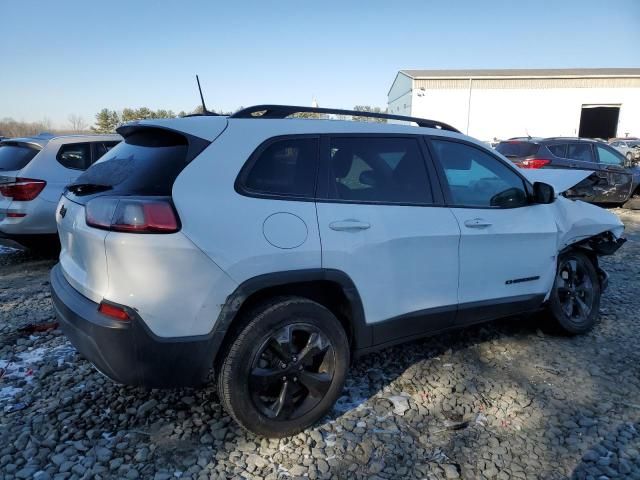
[520,168,593,194]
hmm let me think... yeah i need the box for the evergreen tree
[91,109,120,133]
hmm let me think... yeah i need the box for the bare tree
[68,114,88,133]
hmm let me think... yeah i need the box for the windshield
[495,141,539,158]
[0,142,41,171]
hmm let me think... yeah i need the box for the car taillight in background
[85,197,179,233]
[0,178,46,200]
[519,159,551,169]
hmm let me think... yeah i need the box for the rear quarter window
[57,143,91,170]
[495,141,539,158]
[0,143,41,171]
[238,137,319,198]
[547,144,567,158]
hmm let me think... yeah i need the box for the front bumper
[50,263,218,388]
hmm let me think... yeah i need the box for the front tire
[217,297,349,437]
[548,251,601,335]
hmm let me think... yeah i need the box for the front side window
[327,137,432,204]
[596,144,624,166]
[566,143,594,162]
[431,140,527,208]
[57,143,91,170]
[242,137,318,198]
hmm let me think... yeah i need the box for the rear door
[594,143,633,202]
[563,142,604,202]
[428,138,558,324]
[316,135,461,344]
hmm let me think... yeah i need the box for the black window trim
[56,142,93,171]
[425,136,534,210]
[234,134,321,202]
[316,133,442,208]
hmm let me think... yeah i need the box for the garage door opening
[578,105,620,139]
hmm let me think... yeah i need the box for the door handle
[329,220,371,231]
[464,218,492,228]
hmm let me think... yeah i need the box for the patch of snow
[0,343,77,402]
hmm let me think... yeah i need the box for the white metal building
[387,68,640,141]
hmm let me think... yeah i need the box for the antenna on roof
[196,75,209,114]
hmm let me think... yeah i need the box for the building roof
[400,68,640,79]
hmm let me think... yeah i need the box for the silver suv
[0,133,121,250]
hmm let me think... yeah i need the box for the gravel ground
[1,210,639,480]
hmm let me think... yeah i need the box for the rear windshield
[495,141,539,158]
[70,129,188,196]
[0,142,41,171]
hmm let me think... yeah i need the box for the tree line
[0,105,388,138]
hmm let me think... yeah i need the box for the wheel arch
[212,269,371,369]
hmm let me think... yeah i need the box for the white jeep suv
[50,106,625,437]
[0,133,121,250]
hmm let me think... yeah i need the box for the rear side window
[327,136,432,204]
[71,129,190,196]
[0,143,41,171]
[57,143,91,170]
[566,143,595,162]
[432,140,527,208]
[547,144,567,158]
[240,137,319,198]
[495,141,539,158]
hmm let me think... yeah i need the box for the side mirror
[533,182,555,204]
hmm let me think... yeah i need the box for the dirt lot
[1,210,639,480]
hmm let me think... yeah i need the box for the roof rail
[230,105,461,133]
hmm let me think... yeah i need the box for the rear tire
[548,251,600,335]
[217,297,349,437]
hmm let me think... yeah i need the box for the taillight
[98,302,130,321]
[0,178,46,201]
[85,197,179,233]
[519,159,551,169]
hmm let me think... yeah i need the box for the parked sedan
[495,137,637,206]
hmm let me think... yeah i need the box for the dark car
[495,137,638,206]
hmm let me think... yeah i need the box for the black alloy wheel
[549,251,600,334]
[249,323,335,420]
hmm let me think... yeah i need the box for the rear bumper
[50,263,219,388]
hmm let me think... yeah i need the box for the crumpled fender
[519,168,625,249]
[552,196,624,250]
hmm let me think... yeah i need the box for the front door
[594,143,634,203]
[428,138,558,325]
[316,135,461,345]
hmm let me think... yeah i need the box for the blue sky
[2,0,639,128]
